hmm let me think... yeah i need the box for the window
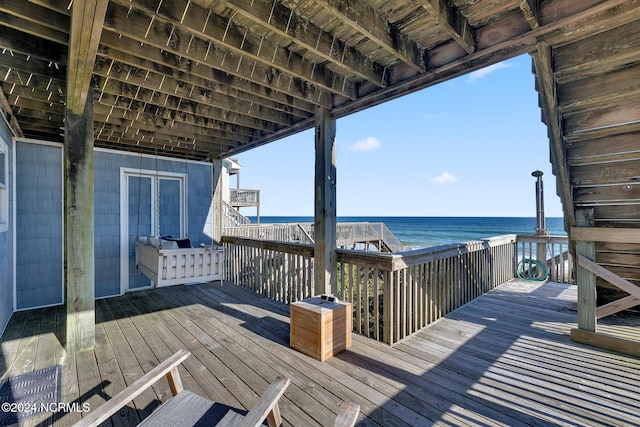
[0,138,7,232]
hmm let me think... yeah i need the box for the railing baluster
[221,234,570,346]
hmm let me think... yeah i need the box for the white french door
[120,168,187,292]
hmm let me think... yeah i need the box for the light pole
[532,170,549,236]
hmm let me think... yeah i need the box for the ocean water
[249,216,566,249]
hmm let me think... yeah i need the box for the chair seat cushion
[138,391,249,427]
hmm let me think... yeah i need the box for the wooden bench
[73,349,359,427]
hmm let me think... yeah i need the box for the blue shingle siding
[0,119,13,333]
[94,150,213,298]
[12,146,213,308]
[15,142,63,310]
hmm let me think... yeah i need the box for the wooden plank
[553,18,640,83]
[75,349,108,426]
[155,288,327,426]
[98,298,166,420]
[115,292,222,405]
[94,300,140,427]
[571,328,640,358]
[6,311,41,377]
[0,85,23,137]
[577,255,640,299]
[596,295,640,319]
[415,319,640,425]
[3,279,640,427]
[571,226,640,244]
[314,107,337,296]
[187,285,419,426]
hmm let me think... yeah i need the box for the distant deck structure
[223,221,407,253]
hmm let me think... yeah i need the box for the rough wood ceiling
[2,1,640,230]
[0,0,632,160]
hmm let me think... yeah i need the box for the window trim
[0,137,8,233]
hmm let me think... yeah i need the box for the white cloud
[349,137,382,152]
[431,172,458,185]
[467,62,513,83]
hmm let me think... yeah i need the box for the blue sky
[235,53,564,218]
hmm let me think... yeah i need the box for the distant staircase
[222,201,252,228]
[223,220,406,253]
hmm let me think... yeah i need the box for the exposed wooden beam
[98,30,332,110]
[578,254,640,299]
[225,0,635,157]
[597,295,640,319]
[0,0,69,35]
[93,48,316,115]
[213,0,386,87]
[0,9,68,45]
[220,116,316,158]
[67,0,108,114]
[335,0,633,119]
[95,134,217,160]
[321,0,425,72]
[0,26,67,63]
[93,75,295,128]
[115,0,376,92]
[0,85,24,137]
[532,42,575,229]
[104,3,353,101]
[416,0,476,54]
[519,0,540,29]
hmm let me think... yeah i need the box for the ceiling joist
[417,0,476,54]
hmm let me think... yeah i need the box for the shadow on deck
[1,279,639,426]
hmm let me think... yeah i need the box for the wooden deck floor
[1,279,639,426]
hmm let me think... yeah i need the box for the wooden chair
[73,349,360,427]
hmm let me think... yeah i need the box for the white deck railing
[229,188,260,206]
[516,234,572,283]
[224,222,406,252]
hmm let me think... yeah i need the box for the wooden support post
[212,158,223,244]
[575,208,596,332]
[314,107,337,296]
[65,90,95,353]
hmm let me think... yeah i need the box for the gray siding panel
[0,118,13,333]
[11,146,213,308]
[94,150,213,298]
[15,142,63,309]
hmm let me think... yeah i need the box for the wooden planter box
[290,297,352,361]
